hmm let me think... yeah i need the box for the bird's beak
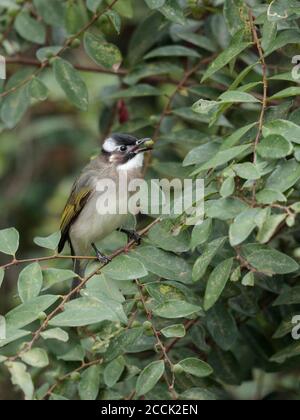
[135,138,154,154]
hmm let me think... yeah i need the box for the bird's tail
[69,240,86,295]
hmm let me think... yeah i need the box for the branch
[42,358,103,400]
[135,279,178,400]
[7,217,161,363]
[248,10,268,201]
[0,0,121,99]
[5,56,128,76]
[152,55,216,142]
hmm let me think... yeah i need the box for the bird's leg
[120,229,142,246]
[91,243,111,264]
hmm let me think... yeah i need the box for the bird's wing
[58,184,93,253]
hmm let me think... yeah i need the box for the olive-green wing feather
[58,186,92,253]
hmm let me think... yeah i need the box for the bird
[58,133,154,280]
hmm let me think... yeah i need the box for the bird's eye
[119,146,127,152]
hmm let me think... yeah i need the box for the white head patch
[103,137,117,153]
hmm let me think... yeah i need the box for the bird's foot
[121,229,142,246]
[91,243,111,265]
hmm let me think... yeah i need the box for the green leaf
[273,286,300,306]
[266,159,300,192]
[36,46,62,62]
[273,315,295,339]
[270,342,300,364]
[104,10,121,34]
[33,0,66,27]
[0,268,4,289]
[58,345,85,362]
[248,250,299,275]
[262,19,277,51]
[106,0,133,18]
[206,303,238,351]
[175,358,213,378]
[181,387,218,400]
[15,11,46,44]
[161,324,186,338]
[179,31,217,52]
[154,300,202,318]
[265,30,300,56]
[229,209,260,246]
[0,228,19,256]
[270,87,300,100]
[148,222,190,253]
[43,268,76,290]
[192,99,219,115]
[256,189,287,205]
[191,219,212,248]
[28,78,48,101]
[5,295,59,330]
[103,255,148,280]
[78,365,101,400]
[202,32,251,82]
[221,122,257,149]
[183,142,220,167]
[145,0,165,8]
[87,0,103,12]
[106,327,144,361]
[257,214,287,244]
[145,45,200,59]
[53,58,88,111]
[128,12,168,65]
[84,32,122,70]
[21,348,49,368]
[241,271,255,287]
[204,258,233,311]
[0,330,31,349]
[194,144,252,172]
[40,328,69,342]
[158,0,186,25]
[193,237,227,282]
[219,91,260,103]
[49,297,121,327]
[206,198,248,221]
[224,0,247,35]
[233,163,261,180]
[132,246,192,284]
[5,362,34,400]
[263,120,300,145]
[124,62,182,85]
[136,361,165,396]
[18,263,43,303]
[34,232,61,250]
[65,2,86,34]
[220,177,235,198]
[257,135,292,159]
[104,356,125,388]
[1,70,31,129]
[108,84,161,99]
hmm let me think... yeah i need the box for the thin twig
[248,10,268,202]
[0,0,121,99]
[5,56,127,76]
[7,217,161,362]
[135,279,178,400]
[42,358,103,400]
[152,55,216,142]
